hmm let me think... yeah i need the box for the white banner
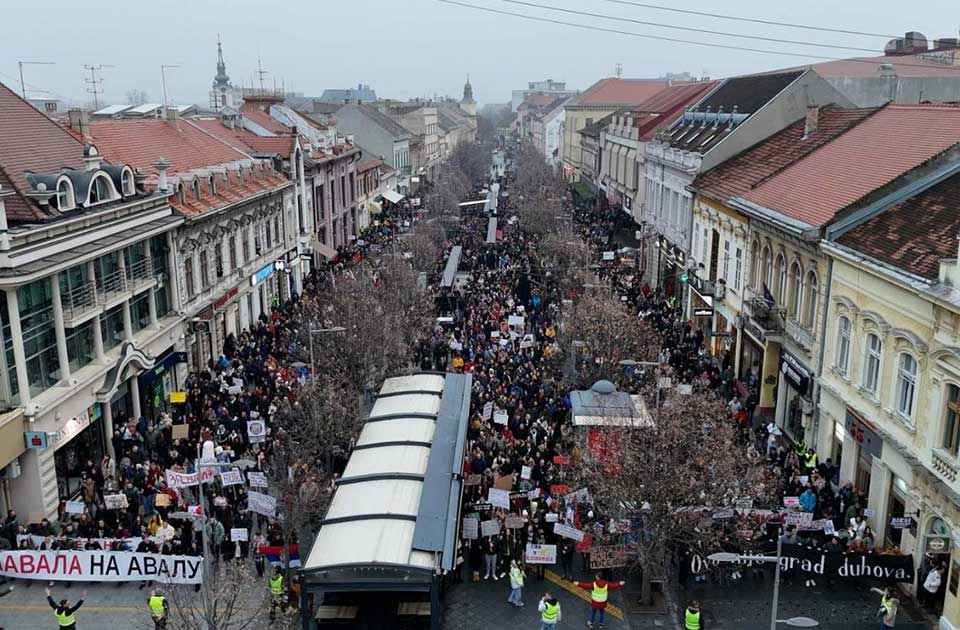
[230,528,248,542]
[64,501,85,515]
[247,419,267,444]
[524,544,557,565]
[220,469,243,487]
[0,550,202,584]
[553,522,585,542]
[165,469,216,488]
[247,472,268,488]
[248,491,276,517]
[488,488,510,509]
[103,494,128,510]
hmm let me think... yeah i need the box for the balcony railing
[62,281,99,322]
[785,318,816,353]
[742,286,785,341]
[126,257,158,289]
[98,268,129,302]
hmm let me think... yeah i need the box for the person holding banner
[45,587,86,630]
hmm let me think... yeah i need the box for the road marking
[543,570,625,621]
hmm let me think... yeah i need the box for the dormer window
[87,172,118,206]
[209,175,217,196]
[121,168,135,196]
[237,168,244,186]
[222,172,230,190]
[177,183,186,206]
[56,178,76,211]
[192,178,202,201]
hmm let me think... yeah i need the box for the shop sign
[49,409,92,451]
[196,306,214,322]
[890,517,913,529]
[844,409,883,460]
[284,248,299,264]
[25,432,48,450]
[693,307,714,318]
[214,287,240,310]
[140,352,180,387]
[780,351,812,395]
[251,263,275,286]
[927,536,951,553]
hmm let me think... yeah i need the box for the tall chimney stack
[803,106,820,139]
[68,109,91,142]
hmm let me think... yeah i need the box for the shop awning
[314,241,338,260]
[572,180,597,199]
[383,189,404,204]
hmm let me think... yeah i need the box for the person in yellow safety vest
[685,600,704,630]
[269,568,286,621]
[148,589,169,629]
[538,592,562,629]
[572,574,626,629]
[45,587,86,630]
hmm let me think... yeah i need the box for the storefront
[776,350,813,444]
[136,347,184,421]
[188,308,215,371]
[843,408,882,507]
[51,403,103,501]
[738,327,765,394]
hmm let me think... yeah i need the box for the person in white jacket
[507,559,525,607]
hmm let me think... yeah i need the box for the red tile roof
[188,119,295,156]
[0,80,84,223]
[85,119,288,217]
[838,172,960,279]
[520,93,558,110]
[694,106,878,202]
[239,103,291,134]
[741,104,960,227]
[630,81,719,140]
[569,78,677,107]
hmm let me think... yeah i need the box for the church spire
[213,35,231,89]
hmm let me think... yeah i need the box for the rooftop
[793,53,960,78]
[239,102,291,135]
[838,171,960,280]
[740,104,960,227]
[338,102,411,138]
[694,106,878,202]
[569,78,677,107]
[629,81,719,140]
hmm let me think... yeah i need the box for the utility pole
[17,61,55,99]
[84,64,114,110]
[161,64,181,106]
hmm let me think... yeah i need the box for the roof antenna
[615,62,623,78]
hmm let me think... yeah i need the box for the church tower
[460,76,477,117]
[210,37,239,111]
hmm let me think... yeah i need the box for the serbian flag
[259,545,301,568]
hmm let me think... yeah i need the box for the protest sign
[520,466,531,480]
[508,315,525,329]
[545,513,559,522]
[528,488,540,499]
[565,487,592,504]
[0,550,203,584]
[480,520,500,538]
[494,474,513,491]
[171,424,189,439]
[590,545,627,569]
[610,519,631,534]
[227,385,243,396]
[713,508,735,520]
[64,501,85,515]
[553,522,585,542]
[509,491,529,501]
[488,488,510,509]
[493,409,508,425]
[103,494,128,510]
[735,498,754,510]
[154,494,170,508]
[524,544,557,565]
[785,511,813,528]
[602,251,615,261]
[169,391,187,404]
[552,455,569,465]
[213,497,227,508]
[677,383,693,395]
[464,474,482,487]
[824,520,836,536]
[783,496,800,508]
[462,518,479,540]
[247,419,267,444]
[890,517,912,529]
[220,469,243,487]
[481,402,493,421]
[230,528,248,542]
[505,516,526,529]
[550,484,570,496]
[247,491,276,517]
[165,469,215,489]
[471,502,492,512]
[690,544,914,582]
[247,472,268,488]
[863,508,876,517]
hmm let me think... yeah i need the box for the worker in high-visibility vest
[572,574,625,629]
[45,587,86,630]
[268,568,286,621]
[685,600,704,630]
[538,592,562,628]
[148,589,169,629]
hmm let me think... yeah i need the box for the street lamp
[707,537,819,629]
[307,326,347,378]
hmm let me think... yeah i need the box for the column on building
[4,288,31,405]
[165,232,181,312]
[49,272,71,382]
[88,261,104,361]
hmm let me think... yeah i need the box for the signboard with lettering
[553,522,585,542]
[488,488,510,509]
[480,519,500,538]
[524,544,557,565]
[590,545,627,569]
[505,516,526,529]
[845,409,883,459]
[462,518,479,540]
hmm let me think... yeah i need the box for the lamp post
[707,536,819,629]
[307,326,347,379]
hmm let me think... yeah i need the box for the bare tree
[126,89,149,105]
[574,381,775,606]
[563,290,658,387]
[447,141,489,184]
[539,233,592,299]
[165,561,270,630]
[403,219,446,272]
[511,141,568,236]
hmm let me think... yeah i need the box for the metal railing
[98,268,129,301]
[126,257,157,283]
[742,286,785,335]
[62,282,99,321]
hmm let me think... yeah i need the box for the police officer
[148,588,169,629]
[685,600,704,630]
[268,568,285,621]
[45,587,86,630]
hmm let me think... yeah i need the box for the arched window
[788,261,802,317]
[863,333,882,395]
[774,253,786,304]
[192,178,202,201]
[237,167,244,186]
[895,353,919,420]
[121,169,135,196]
[803,270,819,328]
[177,183,186,206]
[56,179,75,211]
[835,316,851,375]
[87,173,116,205]
[942,384,960,455]
[209,175,217,196]
[759,245,771,290]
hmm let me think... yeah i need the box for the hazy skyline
[0,0,956,108]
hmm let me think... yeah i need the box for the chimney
[0,184,12,251]
[879,63,897,77]
[152,158,170,192]
[940,233,960,286]
[68,108,91,142]
[803,106,820,138]
[165,105,180,130]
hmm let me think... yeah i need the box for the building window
[100,304,125,352]
[774,253,786,304]
[835,316,851,375]
[722,240,730,284]
[18,279,61,395]
[734,247,742,290]
[192,179,202,201]
[863,333,882,395]
[209,175,217,196]
[130,292,151,333]
[64,321,95,373]
[229,236,238,270]
[184,256,195,297]
[122,170,135,196]
[57,180,75,211]
[803,270,818,329]
[760,245,771,290]
[198,250,210,288]
[88,174,114,205]
[788,261,802,318]
[895,353,918,420]
[943,384,960,455]
[215,242,224,278]
[177,183,186,206]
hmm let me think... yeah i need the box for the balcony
[933,450,958,483]
[62,281,99,327]
[126,257,159,291]
[741,286,784,344]
[784,318,816,353]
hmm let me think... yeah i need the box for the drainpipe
[812,255,834,453]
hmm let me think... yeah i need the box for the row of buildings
[523,32,960,629]
[0,42,477,527]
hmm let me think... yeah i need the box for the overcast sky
[0,0,955,108]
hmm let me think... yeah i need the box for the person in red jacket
[571,574,625,628]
